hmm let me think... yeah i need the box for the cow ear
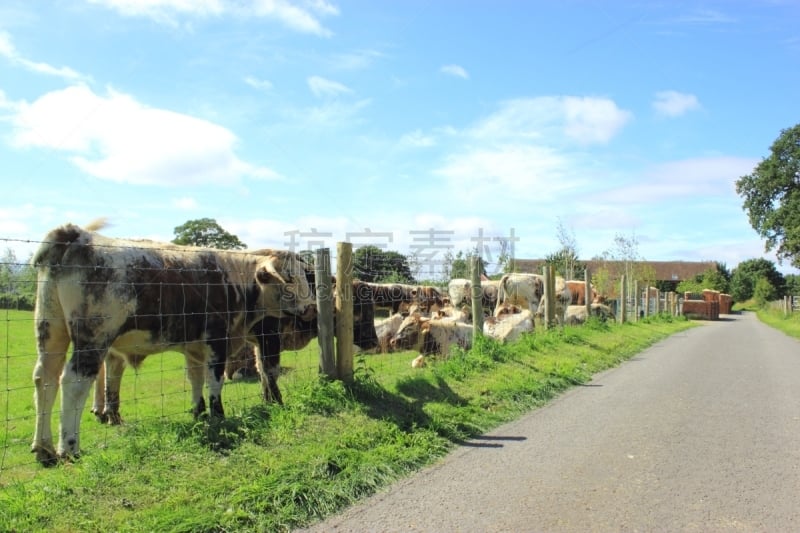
[256,260,286,285]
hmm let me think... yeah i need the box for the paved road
[298,313,800,532]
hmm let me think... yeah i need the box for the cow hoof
[105,412,123,426]
[93,410,108,424]
[32,446,59,467]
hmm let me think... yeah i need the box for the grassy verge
[1,311,694,532]
[754,306,800,339]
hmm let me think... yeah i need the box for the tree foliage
[676,265,730,295]
[353,245,416,283]
[172,218,247,249]
[729,258,785,302]
[0,248,36,309]
[736,123,800,267]
[443,249,487,280]
[547,218,584,279]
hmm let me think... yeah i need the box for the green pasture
[0,309,696,531]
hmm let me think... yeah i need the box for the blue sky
[1,1,799,277]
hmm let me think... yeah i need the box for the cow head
[254,251,317,320]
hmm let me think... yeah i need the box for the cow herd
[28,221,611,466]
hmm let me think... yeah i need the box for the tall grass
[0,309,694,531]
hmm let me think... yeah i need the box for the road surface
[298,312,800,532]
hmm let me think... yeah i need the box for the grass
[0,309,695,532]
[752,304,800,339]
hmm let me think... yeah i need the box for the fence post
[470,255,483,338]
[634,280,640,322]
[335,242,354,382]
[315,248,335,379]
[619,275,627,323]
[584,268,591,316]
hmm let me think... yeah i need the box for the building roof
[512,259,716,282]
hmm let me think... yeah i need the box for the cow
[374,313,406,353]
[389,314,474,357]
[30,221,316,466]
[447,278,500,316]
[410,285,446,314]
[564,303,615,325]
[494,273,545,316]
[361,282,417,315]
[94,278,379,423]
[564,280,600,306]
[483,307,534,344]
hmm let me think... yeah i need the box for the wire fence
[0,228,714,478]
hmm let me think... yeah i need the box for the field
[1,309,695,531]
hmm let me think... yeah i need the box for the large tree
[172,218,247,249]
[353,245,415,283]
[736,124,800,267]
[729,258,785,302]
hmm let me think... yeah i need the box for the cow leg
[57,343,104,461]
[204,338,229,418]
[91,356,106,422]
[32,315,70,467]
[252,317,283,404]
[184,348,208,418]
[99,350,126,425]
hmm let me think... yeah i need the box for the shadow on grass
[346,373,484,444]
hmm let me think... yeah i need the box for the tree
[353,245,415,283]
[729,258,785,302]
[443,249,487,280]
[172,218,247,249]
[0,248,36,310]
[736,124,800,268]
[753,276,778,308]
[676,265,730,295]
[548,218,584,279]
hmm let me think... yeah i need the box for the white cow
[564,303,615,325]
[494,273,545,315]
[483,308,534,343]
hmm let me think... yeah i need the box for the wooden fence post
[634,280,640,322]
[584,268,591,316]
[470,255,483,338]
[315,248,335,378]
[335,242,354,382]
[619,275,627,323]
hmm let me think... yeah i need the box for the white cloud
[469,96,632,145]
[307,75,353,98]
[399,129,436,148]
[173,197,199,209]
[653,90,701,117]
[244,76,273,91]
[673,9,736,25]
[594,156,758,204]
[330,49,383,70]
[88,0,338,36]
[440,64,469,79]
[8,84,279,186]
[0,31,89,82]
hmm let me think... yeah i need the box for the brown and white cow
[389,314,474,356]
[31,221,315,465]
